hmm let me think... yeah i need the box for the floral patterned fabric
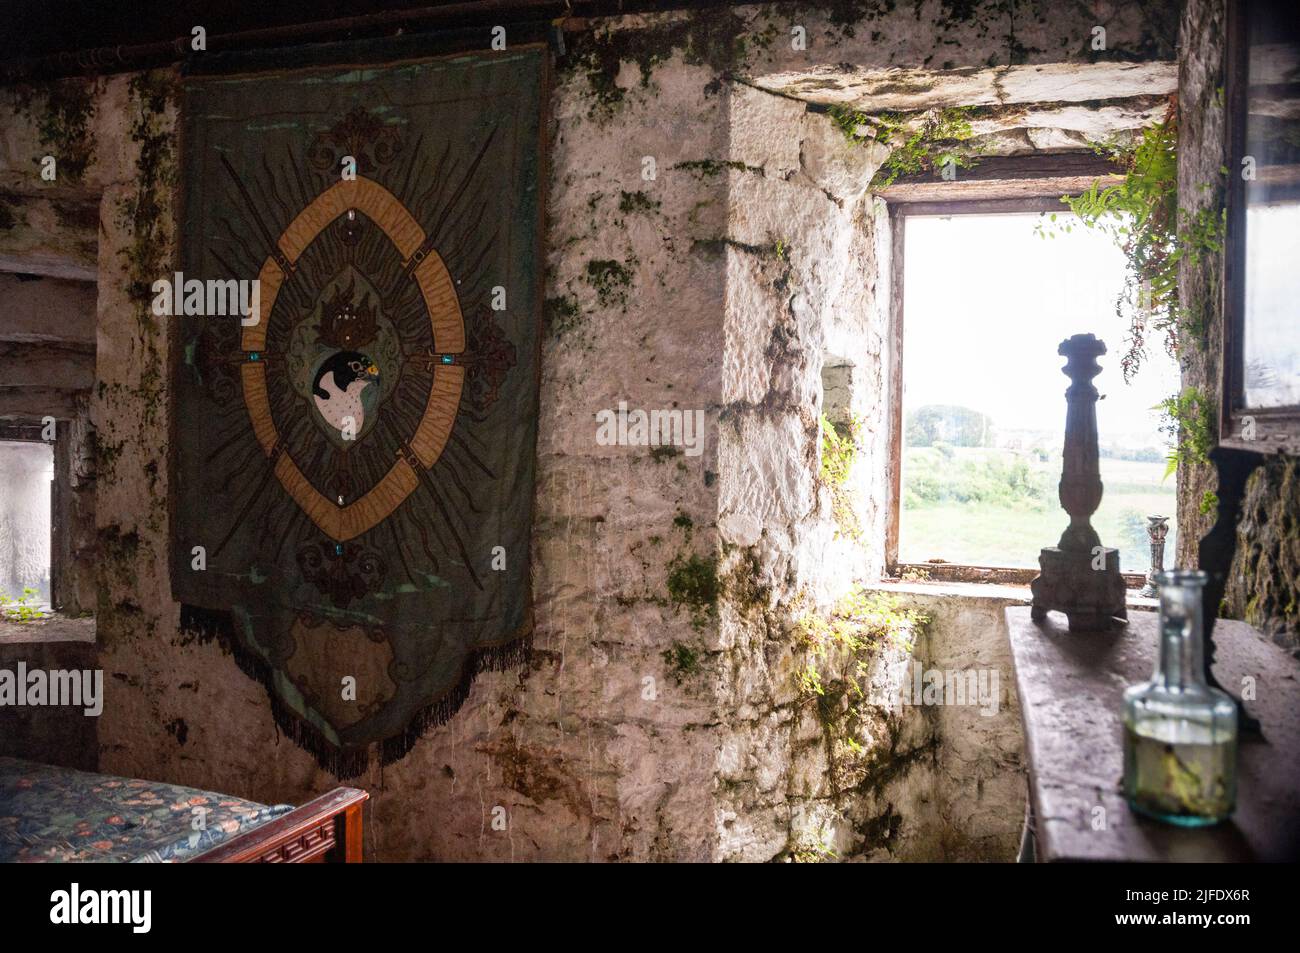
[0,757,291,863]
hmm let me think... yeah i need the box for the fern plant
[1044,100,1223,382]
[1042,98,1226,481]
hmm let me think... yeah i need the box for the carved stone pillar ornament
[1031,333,1129,631]
[1138,515,1170,598]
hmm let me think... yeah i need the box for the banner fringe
[180,605,530,779]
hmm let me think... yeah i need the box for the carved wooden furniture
[193,786,368,863]
[1030,333,1128,631]
[1007,606,1300,861]
[0,755,368,863]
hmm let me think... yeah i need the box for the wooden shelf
[1006,605,1300,862]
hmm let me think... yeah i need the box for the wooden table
[1006,606,1300,862]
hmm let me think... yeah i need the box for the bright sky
[903,212,1181,448]
[1244,202,1300,408]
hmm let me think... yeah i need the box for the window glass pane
[0,440,54,608]
[1243,203,1300,408]
[1240,6,1300,410]
[900,212,1179,570]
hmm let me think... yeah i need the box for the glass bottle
[1122,570,1238,826]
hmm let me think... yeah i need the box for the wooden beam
[1008,607,1300,861]
[884,208,904,571]
[0,253,96,282]
[888,195,1086,217]
[878,153,1123,203]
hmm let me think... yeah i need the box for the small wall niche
[821,356,856,430]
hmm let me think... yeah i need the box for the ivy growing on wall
[1042,98,1226,482]
[1047,101,1223,383]
[829,105,977,189]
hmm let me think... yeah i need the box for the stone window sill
[872,577,1158,611]
[0,614,96,644]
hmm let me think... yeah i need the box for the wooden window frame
[1219,0,1300,456]
[882,167,1147,588]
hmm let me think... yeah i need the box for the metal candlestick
[1138,515,1169,598]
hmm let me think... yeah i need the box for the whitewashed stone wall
[0,1,1181,860]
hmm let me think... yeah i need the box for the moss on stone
[94,436,124,483]
[829,105,977,189]
[673,159,763,179]
[618,190,661,215]
[1225,457,1300,647]
[661,641,702,683]
[584,258,635,309]
[690,236,784,260]
[720,545,773,619]
[544,293,582,338]
[822,0,898,38]
[96,525,141,583]
[119,71,179,337]
[666,552,719,630]
[820,413,864,540]
[795,586,927,716]
[563,8,752,121]
[14,78,98,184]
[788,833,839,863]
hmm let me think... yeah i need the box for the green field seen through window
[899,213,1178,573]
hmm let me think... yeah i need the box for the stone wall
[0,1,1184,860]
[1226,458,1300,653]
[1173,0,1226,573]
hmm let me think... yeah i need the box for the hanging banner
[172,47,545,776]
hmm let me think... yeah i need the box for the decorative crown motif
[318,274,378,350]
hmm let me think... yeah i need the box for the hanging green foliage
[1043,100,1223,382]
[1042,99,1227,483]
[829,105,977,189]
[1156,386,1216,480]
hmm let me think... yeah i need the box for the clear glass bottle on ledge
[1122,570,1238,826]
